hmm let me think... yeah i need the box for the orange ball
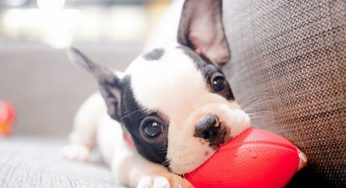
[0,100,15,136]
[0,122,11,136]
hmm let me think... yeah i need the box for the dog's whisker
[247,110,273,115]
[238,95,265,107]
[246,109,273,116]
[238,94,274,107]
[239,96,275,112]
[247,111,274,119]
[119,108,147,120]
[246,96,275,105]
[239,93,275,101]
[242,99,275,112]
[161,160,170,166]
[248,114,264,119]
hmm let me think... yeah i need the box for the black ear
[68,47,121,120]
[178,0,230,67]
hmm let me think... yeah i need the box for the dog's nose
[194,114,226,146]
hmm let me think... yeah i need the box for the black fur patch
[119,76,168,166]
[143,48,165,61]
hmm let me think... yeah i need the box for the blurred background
[0,0,170,137]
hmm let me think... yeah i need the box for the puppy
[63,0,304,187]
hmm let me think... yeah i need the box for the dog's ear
[68,47,121,120]
[178,0,230,67]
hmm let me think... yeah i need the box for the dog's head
[69,0,250,175]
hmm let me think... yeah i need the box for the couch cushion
[222,0,345,187]
[0,137,124,188]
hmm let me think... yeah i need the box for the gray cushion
[0,137,124,188]
[222,0,346,187]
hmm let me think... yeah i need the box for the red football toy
[185,128,304,188]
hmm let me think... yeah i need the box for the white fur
[62,93,106,163]
[97,113,123,165]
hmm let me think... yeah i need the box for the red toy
[0,100,15,136]
[185,128,301,188]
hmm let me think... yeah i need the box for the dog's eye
[143,121,164,137]
[211,74,226,92]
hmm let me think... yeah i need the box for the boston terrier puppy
[63,0,251,187]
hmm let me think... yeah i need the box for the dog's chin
[168,138,216,175]
[169,151,215,175]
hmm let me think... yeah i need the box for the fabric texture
[222,0,345,187]
[0,137,123,188]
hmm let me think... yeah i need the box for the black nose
[194,114,226,146]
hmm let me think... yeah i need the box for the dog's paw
[137,174,193,188]
[167,173,194,188]
[137,176,169,188]
[61,144,92,162]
